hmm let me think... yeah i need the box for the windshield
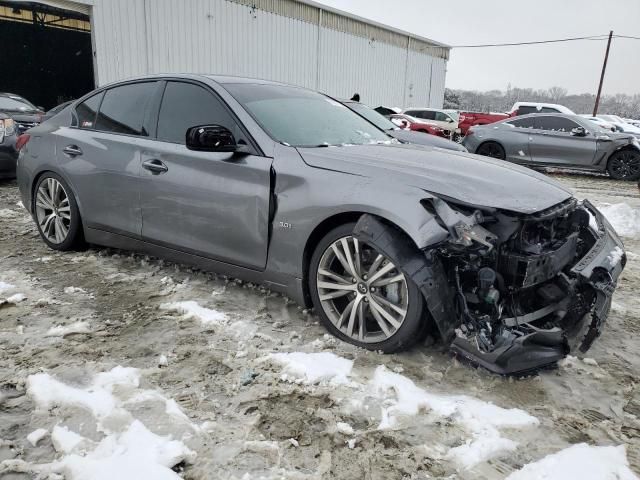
[0,96,37,112]
[225,84,391,147]
[347,102,397,131]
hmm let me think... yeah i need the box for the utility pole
[593,30,613,116]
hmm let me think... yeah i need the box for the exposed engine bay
[354,196,626,375]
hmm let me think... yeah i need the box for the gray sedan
[342,100,467,152]
[463,113,640,180]
[15,75,625,374]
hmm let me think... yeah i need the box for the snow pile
[160,301,227,325]
[53,420,193,480]
[599,203,640,238]
[26,368,195,480]
[6,293,26,303]
[269,352,353,385]
[607,246,624,267]
[506,443,638,480]
[26,428,48,447]
[371,365,538,469]
[27,367,141,426]
[46,321,91,337]
[0,281,15,293]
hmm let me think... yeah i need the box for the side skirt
[83,227,306,305]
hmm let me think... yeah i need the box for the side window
[75,92,103,129]
[434,111,449,122]
[156,81,242,144]
[517,106,537,115]
[507,117,536,129]
[540,107,560,114]
[419,110,436,120]
[94,82,156,136]
[534,116,581,132]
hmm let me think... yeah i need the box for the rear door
[500,117,535,163]
[56,81,158,236]
[529,116,597,166]
[138,80,272,270]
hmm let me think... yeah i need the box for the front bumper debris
[354,199,626,376]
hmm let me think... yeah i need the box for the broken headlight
[424,197,497,252]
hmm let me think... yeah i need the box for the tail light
[0,118,16,142]
[16,134,31,151]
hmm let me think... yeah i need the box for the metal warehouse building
[2,0,450,109]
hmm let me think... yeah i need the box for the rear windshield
[225,84,391,147]
[0,96,37,112]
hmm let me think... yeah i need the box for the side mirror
[446,117,454,123]
[570,127,587,137]
[186,125,246,153]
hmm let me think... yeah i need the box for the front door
[139,81,272,270]
[529,116,597,166]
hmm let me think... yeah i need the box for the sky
[315,0,640,95]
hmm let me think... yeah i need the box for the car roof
[512,102,574,114]
[97,73,302,89]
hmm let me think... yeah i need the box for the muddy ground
[0,172,638,479]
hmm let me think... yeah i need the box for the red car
[457,111,510,135]
[388,113,447,138]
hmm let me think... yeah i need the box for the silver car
[463,113,640,180]
[16,75,626,374]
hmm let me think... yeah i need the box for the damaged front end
[354,197,626,375]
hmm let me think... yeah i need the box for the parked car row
[11,74,626,375]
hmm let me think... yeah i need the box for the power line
[450,33,640,48]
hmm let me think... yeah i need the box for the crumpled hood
[297,143,573,214]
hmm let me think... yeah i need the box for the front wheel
[607,149,640,180]
[309,223,426,353]
[476,141,506,160]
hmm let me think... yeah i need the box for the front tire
[33,173,83,250]
[607,149,640,180]
[476,141,506,160]
[309,223,426,353]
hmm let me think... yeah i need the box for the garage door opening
[0,0,94,110]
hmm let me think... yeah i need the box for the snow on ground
[507,443,639,480]
[46,320,92,337]
[159,300,228,325]
[370,365,539,469]
[269,351,354,385]
[23,367,196,480]
[599,203,640,237]
[0,280,15,293]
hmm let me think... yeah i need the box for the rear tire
[607,149,640,180]
[309,222,426,353]
[476,141,506,160]
[33,172,84,251]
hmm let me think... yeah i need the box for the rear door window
[75,92,103,129]
[534,116,581,132]
[94,82,156,136]
[507,117,536,129]
[156,81,243,144]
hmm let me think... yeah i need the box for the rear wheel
[607,149,640,180]
[33,173,83,250]
[309,223,426,353]
[476,141,506,160]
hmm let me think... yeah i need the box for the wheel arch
[31,169,86,222]
[475,139,505,156]
[606,146,640,180]
[300,211,421,306]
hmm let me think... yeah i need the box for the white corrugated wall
[81,0,448,108]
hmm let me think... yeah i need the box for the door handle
[142,159,168,174]
[63,145,83,156]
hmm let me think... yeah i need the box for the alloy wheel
[35,178,71,244]
[316,235,409,343]
[477,143,505,159]
[609,151,640,179]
